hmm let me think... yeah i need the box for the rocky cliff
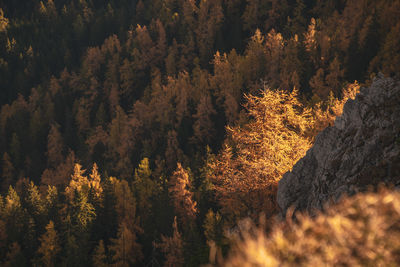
[277,75,400,216]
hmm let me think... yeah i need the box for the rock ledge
[277,75,400,215]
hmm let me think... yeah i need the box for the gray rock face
[277,75,400,216]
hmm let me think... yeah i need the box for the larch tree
[242,0,262,31]
[26,181,46,226]
[311,82,360,137]
[4,242,26,267]
[192,94,216,145]
[9,133,20,168]
[203,209,224,264]
[263,29,284,88]
[92,239,108,267]
[37,221,60,267]
[165,130,185,172]
[65,163,89,201]
[109,222,143,267]
[133,158,160,221]
[1,152,14,191]
[310,68,329,100]
[88,163,103,199]
[280,36,302,91]
[41,150,76,187]
[46,123,64,168]
[4,186,24,242]
[304,18,318,65]
[71,190,96,231]
[209,88,313,221]
[0,9,8,32]
[169,163,197,226]
[211,51,241,124]
[0,218,7,254]
[196,0,224,65]
[157,216,184,267]
[325,56,345,95]
[111,177,142,241]
[370,21,400,76]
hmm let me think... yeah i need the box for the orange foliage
[65,163,103,201]
[169,163,197,226]
[209,88,313,221]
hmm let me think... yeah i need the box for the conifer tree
[157,216,184,267]
[96,176,117,243]
[165,130,185,171]
[4,186,24,242]
[4,242,26,267]
[23,216,37,262]
[71,190,96,231]
[62,234,81,267]
[203,209,224,264]
[169,163,197,226]
[111,178,137,225]
[133,158,159,218]
[109,222,142,266]
[65,163,89,201]
[88,163,103,199]
[26,181,46,227]
[0,9,8,32]
[209,89,313,221]
[92,240,108,267]
[37,221,60,267]
[46,123,64,167]
[192,94,216,145]
[1,152,14,191]
[45,185,58,222]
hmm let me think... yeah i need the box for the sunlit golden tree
[169,163,197,226]
[209,88,313,221]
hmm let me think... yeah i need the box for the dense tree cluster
[0,0,398,265]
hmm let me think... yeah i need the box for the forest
[0,0,399,266]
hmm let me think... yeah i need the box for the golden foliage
[209,89,313,220]
[169,163,197,226]
[88,163,103,198]
[311,82,360,136]
[65,163,103,201]
[224,189,400,266]
[65,164,89,201]
[0,9,8,32]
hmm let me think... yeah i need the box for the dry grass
[224,189,400,266]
